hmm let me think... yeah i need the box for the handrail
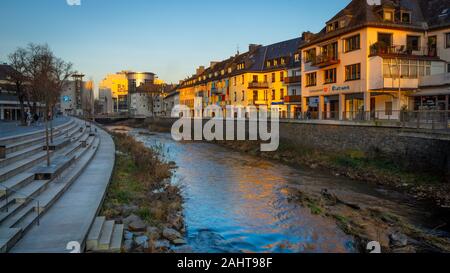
[0,184,41,226]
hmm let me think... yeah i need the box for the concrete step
[0,181,49,222]
[86,216,105,251]
[0,173,35,199]
[0,152,47,182]
[0,123,80,169]
[4,123,77,155]
[0,228,22,253]
[110,224,124,253]
[0,135,100,252]
[98,220,115,251]
[0,120,75,147]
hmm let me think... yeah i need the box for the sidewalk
[0,117,70,139]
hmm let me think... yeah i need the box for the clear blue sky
[0,0,349,90]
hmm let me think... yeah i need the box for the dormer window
[281,58,285,65]
[384,10,394,21]
[401,11,411,24]
[294,53,300,62]
[274,60,278,66]
[266,61,271,68]
[326,21,339,33]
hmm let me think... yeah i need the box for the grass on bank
[102,133,181,227]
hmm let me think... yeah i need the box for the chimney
[302,31,314,42]
[249,44,261,52]
[196,66,205,76]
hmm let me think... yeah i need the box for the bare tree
[11,43,74,166]
[7,49,30,126]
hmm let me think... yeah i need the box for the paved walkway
[0,117,70,139]
[10,124,115,253]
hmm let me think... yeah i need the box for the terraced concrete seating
[0,118,110,253]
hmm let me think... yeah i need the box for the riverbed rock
[172,239,187,246]
[134,235,149,249]
[173,245,194,253]
[123,239,134,252]
[389,232,408,248]
[167,213,184,230]
[153,240,171,252]
[163,227,182,241]
[125,214,147,232]
[146,226,161,241]
[124,230,134,241]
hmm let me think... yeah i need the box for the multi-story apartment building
[300,0,450,121]
[178,38,304,118]
[60,78,94,116]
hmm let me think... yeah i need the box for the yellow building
[301,0,449,121]
[178,39,303,118]
[98,71,129,113]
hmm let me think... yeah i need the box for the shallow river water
[129,129,447,253]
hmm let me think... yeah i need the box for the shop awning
[410,86,450,97]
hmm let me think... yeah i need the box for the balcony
[284,76,302,84]
[419,73,450,87]
[311,53,340,68]
[248,81,269,89]
[369,43,438,59]
[284,95,302,104]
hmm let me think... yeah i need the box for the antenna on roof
[236,44,240,56]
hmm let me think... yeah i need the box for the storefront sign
[324,85,351,93]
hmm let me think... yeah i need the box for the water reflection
[132,130,355,253]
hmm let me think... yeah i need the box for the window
[292,89,297,96]
[345,35,360,52]
[237,63,245,70]
[327,21,339,32]
[264,90,268,101]
[407,36,420,51]
[305,48,316,63]
[266,61,271,68]
[446,33,450,48]
[324,68,337,84]
[280,72,284,82]
[384,10,394,21]
[272,73,276,83]
[294,53,300,62]
[448,63,450,73]
[253,91,258,101]
[345,64,361,81]
[281,58,285,65]
[242,91,245,101]
[274,60,278,66]
[272,90,276,100]
[253,75,258,82]
[383,59,431,78]
[264,75,268,83]
[280,89,285,100]
[234,92,237,102]
[306,72,317,86]
[401,12,411,24]
[378,33,393,46]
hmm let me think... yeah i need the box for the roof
[0,64,15,81]
[302,0,450,48]
[179,37,304,88]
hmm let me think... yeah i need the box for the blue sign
[63,95,71,102]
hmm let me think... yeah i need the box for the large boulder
[163,227,182,242]
[124,214,147,232]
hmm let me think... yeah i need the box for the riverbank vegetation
[101,132,186,253]
[217,140,450,208]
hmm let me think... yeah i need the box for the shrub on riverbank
[101,132,185,253]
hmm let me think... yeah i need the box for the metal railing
[0,184,41,226]
[369,43,437,57]
[284,110,449,130]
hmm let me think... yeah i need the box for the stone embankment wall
[143,117,450,179]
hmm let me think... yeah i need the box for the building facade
[300,0,450,121]
[178,38,304,118]
[60,79,95,116]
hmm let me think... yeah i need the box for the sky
[0,0,350,92]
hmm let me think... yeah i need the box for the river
[128,129,448,253]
